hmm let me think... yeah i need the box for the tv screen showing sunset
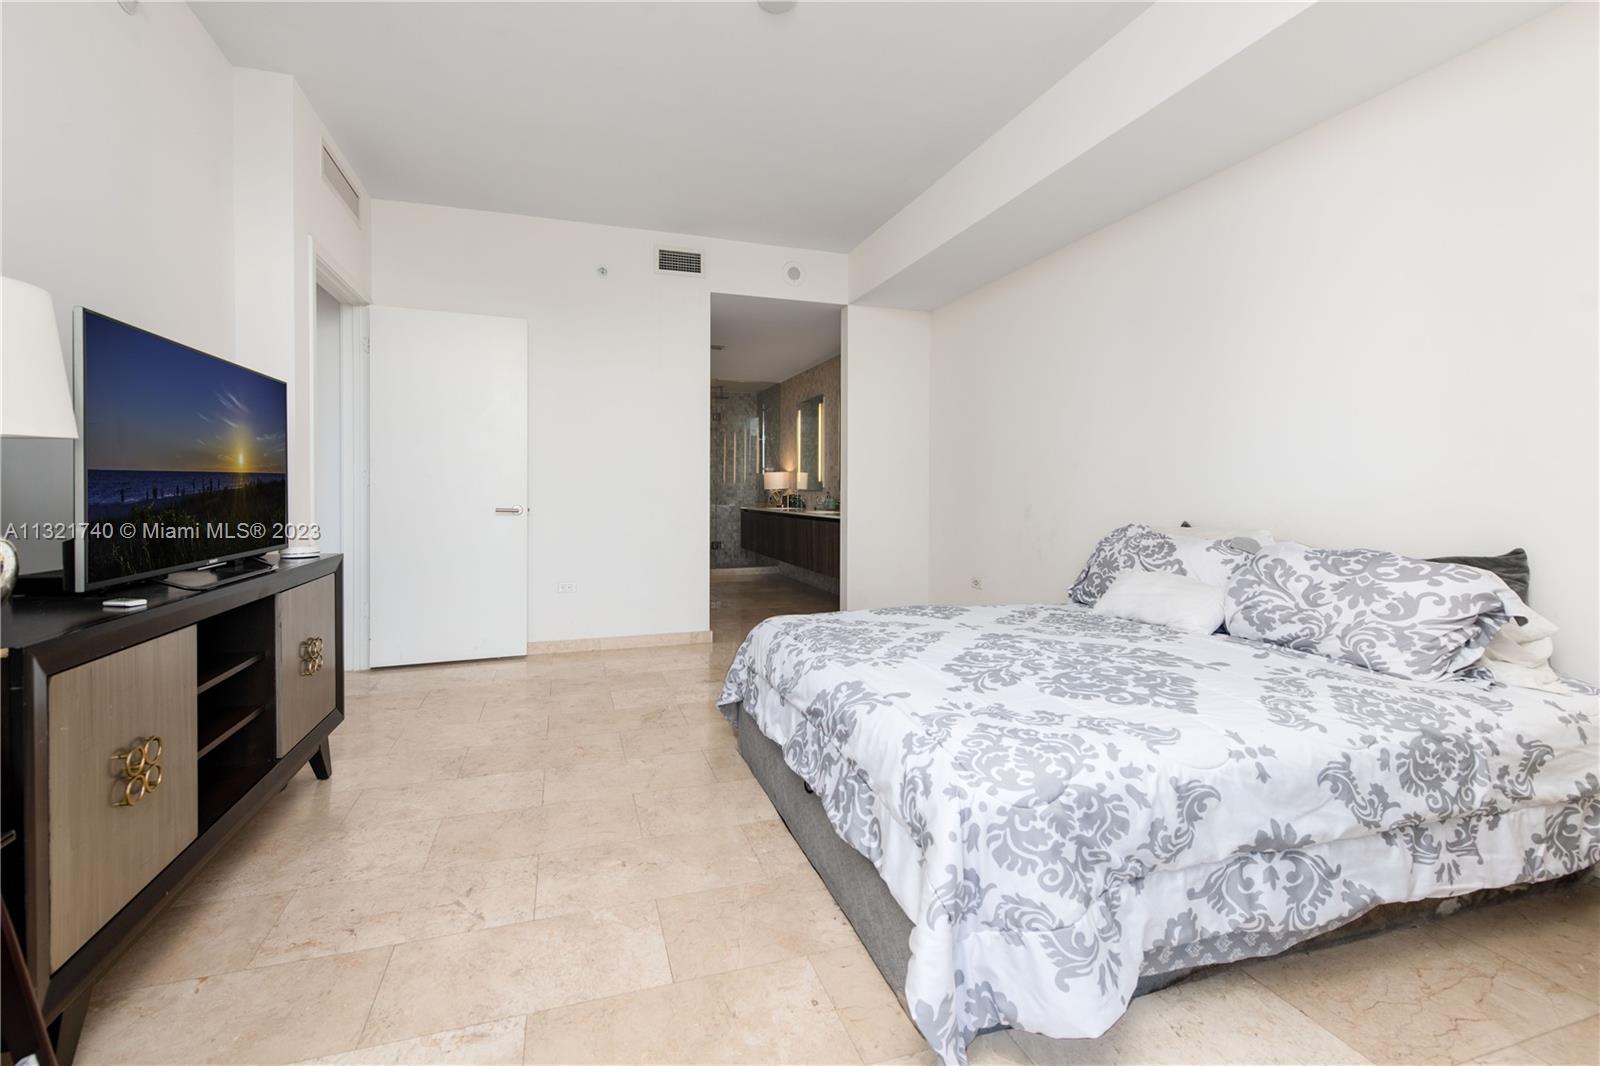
[82,310,287,584]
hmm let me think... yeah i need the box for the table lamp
[762,470,790,507]
[2,277,79,598]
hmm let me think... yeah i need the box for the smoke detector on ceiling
[782,262,804,286]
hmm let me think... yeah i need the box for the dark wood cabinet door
[757,511,778,557]
[788,520,808,570]
[742,510,774,558]
[815,521,840,579]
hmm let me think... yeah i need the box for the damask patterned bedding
[717,603,1600,1065]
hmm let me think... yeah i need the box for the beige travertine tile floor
[79,572,1599,1065]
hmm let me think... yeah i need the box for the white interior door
[368,306,528,667]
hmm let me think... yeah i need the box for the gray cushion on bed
[1427,548,1530,603]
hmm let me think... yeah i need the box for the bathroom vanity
[739,507,839,579]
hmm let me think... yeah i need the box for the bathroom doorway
[708,294,843,631]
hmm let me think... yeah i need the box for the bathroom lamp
[763,470,791,507]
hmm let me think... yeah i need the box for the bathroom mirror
[796,394,825,490]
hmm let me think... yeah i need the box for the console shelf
[197,702,268,759]
[197,652,265,695]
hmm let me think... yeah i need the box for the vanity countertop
[741,506,841,521]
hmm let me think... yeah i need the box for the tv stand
[1,555,343,1065]
[160,554,276,591]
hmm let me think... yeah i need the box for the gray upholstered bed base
[738,704,918,1004]
[735,705,1589,1018]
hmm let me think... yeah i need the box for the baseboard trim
[526,629,714,655]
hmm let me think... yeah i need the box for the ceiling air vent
[321,144,361,221]
[657,247,703,275]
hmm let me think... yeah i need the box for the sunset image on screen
[82,311,288,582]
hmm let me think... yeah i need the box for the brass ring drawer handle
[299,636,325,676]
[112,736,164,808]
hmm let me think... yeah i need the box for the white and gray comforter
[717,603,1599,1065]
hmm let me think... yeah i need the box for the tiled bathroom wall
[775,354,841,508]
[710,386,768,569]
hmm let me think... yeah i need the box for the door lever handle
[494,506,526,515]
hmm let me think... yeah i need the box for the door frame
[310,240,372,671]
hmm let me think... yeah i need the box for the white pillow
[1485,633,1554,669]
[1069,523,1272,606]
[1093,571,1226,635]
[1483,604,1565,690]
[1490,603,1557,643]
[1483,658,1564,692]
[1224,543,1524,682]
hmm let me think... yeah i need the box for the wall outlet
[556,581,577,594]
[970,577,983,591]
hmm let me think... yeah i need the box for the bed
[717,602,1599,1065]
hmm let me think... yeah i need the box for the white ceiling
[189,1,1146,252]
[710,294,841,384]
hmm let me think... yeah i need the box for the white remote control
[102,597,149,610]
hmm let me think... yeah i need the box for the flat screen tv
[72,309,288,592]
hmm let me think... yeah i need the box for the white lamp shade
[2,278,78,439]
[762,470,791,491]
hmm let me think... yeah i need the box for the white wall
[314,286,343,552]
[0,2,367,572]
[294,87,370,303]
[293,84,370,534]
[841,306,931,610]
[0,1,234,571]
[233,69,371,529]
[231,69,296,385]
[370,199,848,643]
[928,5,1599,681]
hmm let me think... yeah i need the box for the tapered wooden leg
[50,995,88,1066]
[309,737,333,780]
[2,900,57,1066]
